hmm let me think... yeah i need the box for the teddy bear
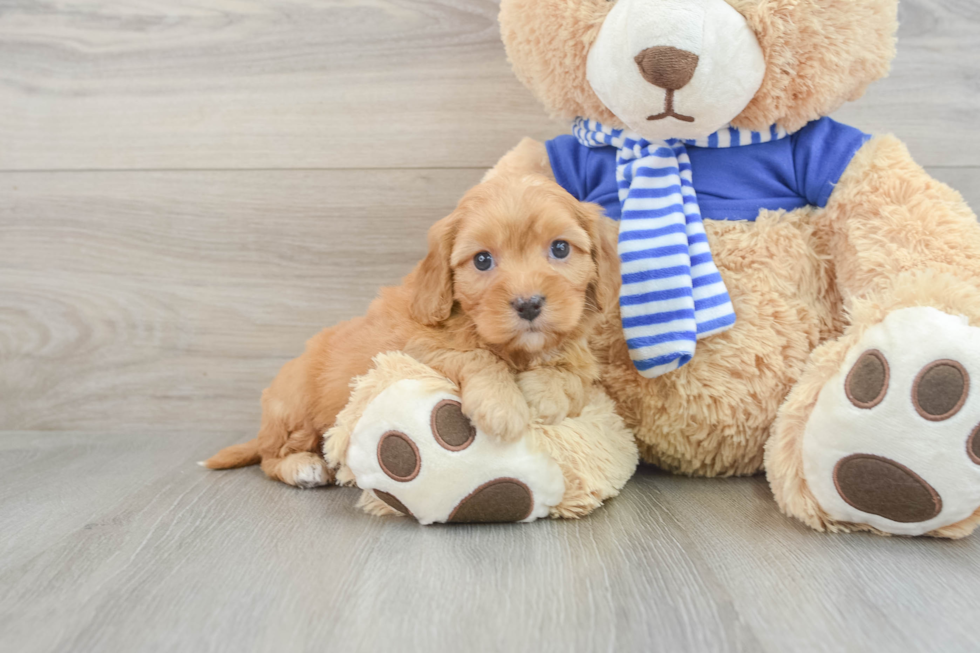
[322,352,638,524]
[491,0,980,538]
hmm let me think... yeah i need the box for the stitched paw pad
[345,379,565,525]
[803,307,980,535]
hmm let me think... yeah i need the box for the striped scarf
[573,118,789,378]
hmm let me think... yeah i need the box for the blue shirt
[546,117,871,221]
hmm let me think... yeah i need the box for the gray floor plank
[0,432,761,653]
[0,168,484,433]
[3,1,980,651]
[651,473,980,653]
[3,168,977,435]
[0,0,562,171]
[2,432,980,652]
[0,0,977,170]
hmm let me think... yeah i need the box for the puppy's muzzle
[512,295,545,322]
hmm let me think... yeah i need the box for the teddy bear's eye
[474,251,494,271]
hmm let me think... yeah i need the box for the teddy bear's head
[500,0,898,140]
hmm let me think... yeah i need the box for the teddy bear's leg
[766,136,980,538]
[339,380,637,523]
[324,352,569,524]
[527,387,638,518]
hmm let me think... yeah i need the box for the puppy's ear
[410,212,458,326]
[578,202,620,313]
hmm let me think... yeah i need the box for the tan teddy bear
[497,0,980,538]
[324,352,638,524]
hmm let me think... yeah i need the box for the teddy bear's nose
[634,46,700,91]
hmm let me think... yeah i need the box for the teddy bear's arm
[818,134,980,304]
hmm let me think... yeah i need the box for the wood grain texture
[2,168,977,434]
[651,474,980,653]
[2,0,980,651]
[0,0,563,171]
[4,430,980,653]
[0,168,484,432]
[1,0,978,171]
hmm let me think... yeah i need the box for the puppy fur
[203,171,620,487]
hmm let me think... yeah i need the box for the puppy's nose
[634,46,699,91]
[512,295,545,322]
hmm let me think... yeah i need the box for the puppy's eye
[474,251,494,271]
[550,240,571,259]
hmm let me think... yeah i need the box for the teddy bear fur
[325,351,639,520]
[500,0,897,136]
[497,0,980,537]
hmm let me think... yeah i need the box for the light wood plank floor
[2,1,980,651]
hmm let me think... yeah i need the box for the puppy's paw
[517,370,587,425]
[461,386,530,443]
[279,452,333,489]
[518,371,570,425]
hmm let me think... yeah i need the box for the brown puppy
[203,172,619,487]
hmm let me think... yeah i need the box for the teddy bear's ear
[731,0,899,133]
[410,212,458,326]
[499,0,621,125]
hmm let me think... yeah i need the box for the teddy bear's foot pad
[803,307,980,535]
[447,478,533,523]
[374,480,534,523]
[346,379,565,525]
[833,454,941,523]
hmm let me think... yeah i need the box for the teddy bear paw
[344,379,565,525]
[802,307,980,536]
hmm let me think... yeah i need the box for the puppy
[203,171,619,487]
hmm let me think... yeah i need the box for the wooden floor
[2,1,979,651]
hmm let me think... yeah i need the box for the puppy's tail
[199,438,261,470]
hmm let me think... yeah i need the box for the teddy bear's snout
[633,46,699,91]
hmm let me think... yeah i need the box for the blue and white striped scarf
[573,118,789,378]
